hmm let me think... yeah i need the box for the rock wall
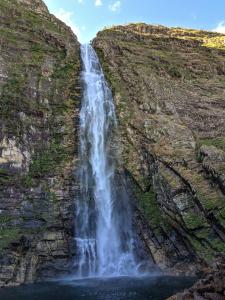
[168,255,225,299]
[93,24,225,275]
[1,2,225,286]
[0,0,81,286]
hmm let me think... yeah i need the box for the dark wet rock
[93,23,225,275]
[0,0,80,287]
[167,256,225,299]
[205,293,225,300]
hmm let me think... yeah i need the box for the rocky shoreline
[168,256,225,300]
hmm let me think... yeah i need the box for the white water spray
[74,44,136,277]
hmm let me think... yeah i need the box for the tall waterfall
[74,44,137,277]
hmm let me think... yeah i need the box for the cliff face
[0,0,80,286]
[15,0,49,15]
[1,0,225,286]
[93,24,225,275]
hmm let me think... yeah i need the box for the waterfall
[74,44,137,278]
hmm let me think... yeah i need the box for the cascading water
[74,44,137,278]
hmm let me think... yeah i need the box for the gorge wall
[93,24,225,275]
[0,0,81,286]
[1,0,225,288]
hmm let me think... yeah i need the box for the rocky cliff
[93,24,225,275]
[168,255,225,299]
[1,0,225,287]
[0,0,80,286]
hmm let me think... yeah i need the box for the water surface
[0,276,196,300]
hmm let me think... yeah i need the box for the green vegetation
[183,212,207,230]
[0,215,12,224]
[29,143,67,179]
[195,228,210,239]
[218,207,225,227]
[0,27,19,44]
[0,228,19,250]
[197,190,224,211]
[0,0,80,257]
[0,0,61,36]
[138,189,159,225]
[213,237,225,253]
[133,180,171,234]
[203,36,225,51]
[46,191,59,203]
[191,233,225,262]
[94,22,225,269]
[95,48,118,90]
[0,168,11,186]
[199,136,225,152]
[103,23,225,51]
[188,237,214,262]
[0,0,79,183]
[167,66,182,78]
[1,72,27,120]
[175,166,224,212]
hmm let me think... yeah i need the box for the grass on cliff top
[99,23,225,51]
[0,0,67,39]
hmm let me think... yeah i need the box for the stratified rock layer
[93,23,225,275]
[0,0,80,286]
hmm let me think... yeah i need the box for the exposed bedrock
[1,1,225,287]
[167,255,225,299]
[0,0,81,286]
[93,23,225,275]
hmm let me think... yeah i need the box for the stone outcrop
[167,255,225,299]
[0,0,80,286]
[16,0,49,15]
[93,23,225,275]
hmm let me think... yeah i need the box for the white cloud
[95,0,102,6]
[54,8,81,39]
[109,1,121,12]
[78,0,84,3]
[213,21,225,34]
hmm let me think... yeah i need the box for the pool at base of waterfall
[0,276,196,300]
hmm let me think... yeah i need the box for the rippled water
[0,276,196,300]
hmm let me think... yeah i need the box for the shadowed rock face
[167,255,225,300]
[93,23,225,275]
[0,0,81,287]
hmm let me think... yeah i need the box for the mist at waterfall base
[0,276,196,300]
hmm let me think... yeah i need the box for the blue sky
[43,0,225,43]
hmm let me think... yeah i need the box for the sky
[43,0,225,43]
